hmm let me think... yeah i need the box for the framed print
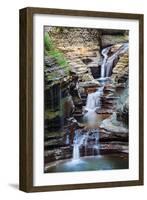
[19,7,144,192]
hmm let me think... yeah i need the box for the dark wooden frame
[19,7,144,192]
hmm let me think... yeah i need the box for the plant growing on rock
[44,32,70,74]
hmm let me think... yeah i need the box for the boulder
[100,113,128,134]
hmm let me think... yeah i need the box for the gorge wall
[44,27,129,166]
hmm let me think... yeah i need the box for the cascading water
[101,46,111,77]
[83,129,100,156]
[101,43,128,78]
[73,143,80,160]
[72,130,81,160]
[73,130,89,160]
[83,87,103,155]
[84,87,104,126]
[85,87,103,110]
[94,129,100,155]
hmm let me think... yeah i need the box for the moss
[44,32,55,51]
[45,110,61,120]
[44,32,70,73]
[49,49,69,68]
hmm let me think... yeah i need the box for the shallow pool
[45,154,128,173]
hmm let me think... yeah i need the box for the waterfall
[84,129,100,156]
[84,87,104,126]
[73,130,88,160]
[73,144,80,160]
[72,130,80,160]
[85,87,104,111]
[84,137,88,156]
[101,47,111,77]
[72,129,101,159]
[101,43,128,78]
[94,129,100,155]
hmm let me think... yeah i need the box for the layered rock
[47,27,102,80]
[101,30,128,48]
[112,52,129,85]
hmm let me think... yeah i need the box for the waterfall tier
[101,43,129,78]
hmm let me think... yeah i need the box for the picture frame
[19,7,144,192]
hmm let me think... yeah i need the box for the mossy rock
[45,110,62,120]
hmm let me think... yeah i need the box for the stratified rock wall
[48,27,102,80]
[101,29,128,48]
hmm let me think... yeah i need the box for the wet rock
[100,142,128,154]
[116,98,129,125]
[66,117,84,129]
[101,29,127,35]
[89,66,101,79]
[101,35,128,48]
[63,95,75,118]
[100,113,128,134]
[115,83,126,88]
[84,86,98,94]
[112,52,129,83]
[79,80,100,89]
[80,73,95,82]
[44,146,73,164]
[99,128,128,142]
[95,109,114,114]
[69,76,82,106]
[45,116,63,131]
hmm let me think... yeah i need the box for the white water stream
[101,43,128,77]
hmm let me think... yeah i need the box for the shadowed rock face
[101,29,128,48]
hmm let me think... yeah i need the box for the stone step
[73,113,83,117]
[76,69,89,73]
[95,108,114,114]
[103,89,115,94]
[102,96,120,100]
[101,100,117,105]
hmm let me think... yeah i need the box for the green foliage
[44,32,54,51]
[45,110,61,120]
[44,32,69,73]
